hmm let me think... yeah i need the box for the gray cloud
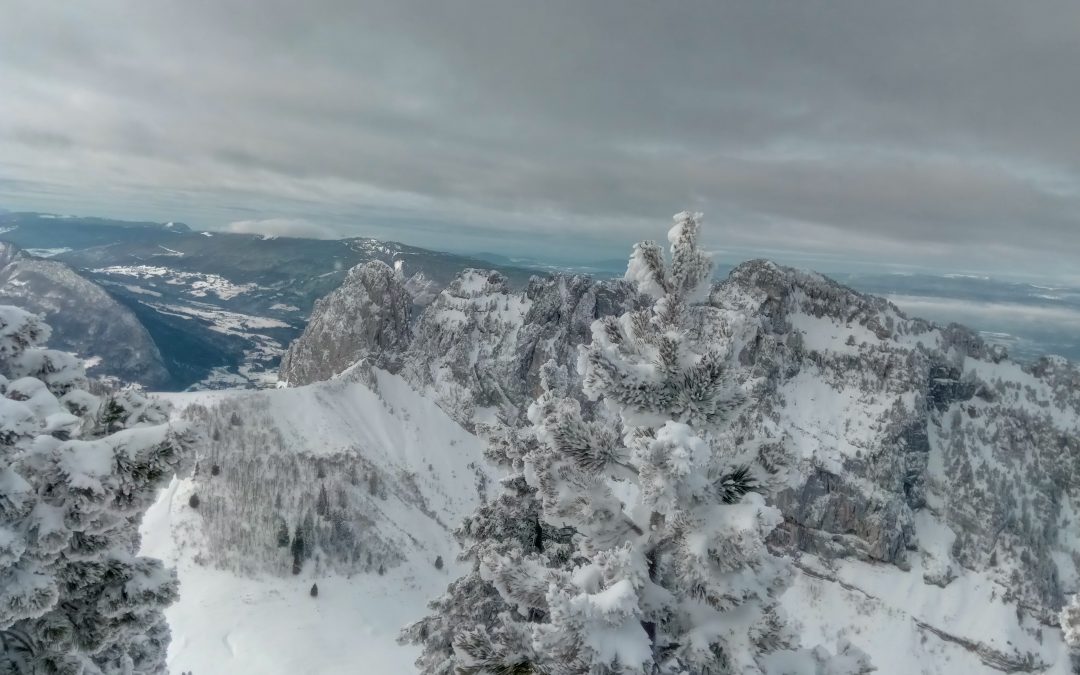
[1,1,1078,276]
[889,295,1080,331]
[226,218,340,240]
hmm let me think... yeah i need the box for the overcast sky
[2,1,1079,278]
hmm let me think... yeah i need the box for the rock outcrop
[278,261,413,386]
[0,242,172,388]
[404,270,642,424]
[715,260,1079,622]
[279,257,1080,636]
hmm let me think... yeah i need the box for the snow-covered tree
[0,305,197,674]
[486,212,789,672]
[1062,593,1080,673]
[409,213,872,674]
[400,422,577,674]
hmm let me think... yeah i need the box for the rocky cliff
[404,269,642,424]
[271,257,1080,670]
[713,260,1078,626]
[280,265,643,424]
[0,242,172,388]
[278,261,414,386]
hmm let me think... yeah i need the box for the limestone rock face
[281,257,1080,634]
[716,260,1079,620]
[279,261,413,386]
[404,270,642,425]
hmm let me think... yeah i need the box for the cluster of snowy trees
[0,305,196,674]
[1062,593,1080,673]
[403,214,873,674]
[180,398,402,578]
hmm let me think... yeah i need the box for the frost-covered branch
[0,305,198,674]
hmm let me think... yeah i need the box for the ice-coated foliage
[400,423,575,674]
[406,270,644,427]
[0,305,196,674]
[408,214,871,674]
[1063,593,1080,671]
[1067,595,1080,646]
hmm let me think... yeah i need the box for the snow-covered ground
[782,518,1075,674]
[139,359,1078,673]
[140,372,487,674]
[141,477,453,674]
[92,265,258,300]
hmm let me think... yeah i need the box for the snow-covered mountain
[0,241,172,387]
[714,260,1078,672]
[141,367,493,673]
[11,211,1075,671]
[0,212,535,390]
[284,264,645,425]
[278,262,416,386]
[6,210,1077,392]
[246,257,1079,672]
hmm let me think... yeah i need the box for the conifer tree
[1062,593,1080,673]
[0,305,197,674]
[401,421,576,674]
[407,213,872,674]
[291,522,307,575]
[317,484,330,518]
[277,518,291,548]
[98,396,127,434]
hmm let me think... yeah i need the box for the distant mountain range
[0,212,536,390]
[1,211,1076,391]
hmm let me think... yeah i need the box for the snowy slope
[139,369,493,674]
[141,478,459,674]
[717,261,1080,673]
[139,259,1080,674]
[782,542,1074,673]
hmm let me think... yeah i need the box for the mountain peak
[0,240,24,267]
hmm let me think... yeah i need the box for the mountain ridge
[0,241,173,387]
[256,255,1079,671]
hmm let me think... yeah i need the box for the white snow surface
[133,260,1080,673]
[91,265,257,300]
[142,367,1079,674]
[141,371,490,674]
[783,519,1075,674]
[142,477,452,674]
